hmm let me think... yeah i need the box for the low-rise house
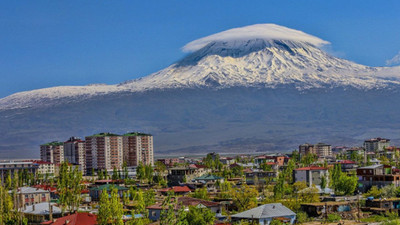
[364,197,400,214]
[14,187,51,208]
[23,202,61,224]
[89,184,129,201]
[357,164,400,191]
[336,160,358,172]
[301,202,353,218]
[293,166,329,187]
[231,203,296,224]
[167,165,210,186]
[246,170,278,185]
[193,174,224,192]
[220,157,235,165]
[41,212,97,225]
[147,196,221,221]
[159,186,192,195]
[254,154,288,166]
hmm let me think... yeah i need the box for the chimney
[49,203,53,221]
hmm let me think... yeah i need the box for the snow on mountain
[1,24,400,110]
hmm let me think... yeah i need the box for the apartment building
[299,143,332,157]
[85,133,123,173]
[299,143,316,156]
[364,137,390,152]
[122,132,154,167]
[0,161,39,184]
[64,137,86,172]
[40,142,64,164]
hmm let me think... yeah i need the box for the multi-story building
[85,133,123,173]
[299,143,316,156]
[364,137,390,152]
[64,137,86,172]
[40,141,64,164]
[14,187,50,208]
[293,166,329,187]
[314,143,332,157]
[0,161,39,184]
[122,132,154,167]
[357,164,400,191]
[27,160,55,177]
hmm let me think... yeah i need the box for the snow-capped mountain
[1,24,400,158]
[1,24,400,110]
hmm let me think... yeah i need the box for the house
[167,165,210,186]
[13,187,51,208]
[336,160,358,172]
[364,198,400,214]
[89,184,129,201]
[254,154,288,166]
[147,196,221,221]
[357,164,400,191]
[41,212,97,225]
[193,174,225,191]
[231,203,296,225]
[293,166,329,187]
[159,186,192,195]
[220,157,235,165]
[301,202,353,217]
[23,202,62,224]
[246,170,278,185]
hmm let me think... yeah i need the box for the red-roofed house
[159,186,192,195]
[41,212,97,225]
[336,160,358,172]
[293,166,329,187]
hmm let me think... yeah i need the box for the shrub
[296,212,309,224]
[327,214,341,223]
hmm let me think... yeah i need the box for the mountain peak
[182,24,330,52]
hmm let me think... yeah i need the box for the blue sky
[1,1,400,98]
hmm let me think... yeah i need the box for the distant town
[1,134,400,225]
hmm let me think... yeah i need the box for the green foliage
[270,220,284,225]
[364,186,382,198]
[300,153,317,166]
[144,189,156,207]
[330,164,357,195]
[0,185,19,224]
[191,187,209,200]
[296,211,309,224]
[97,187,124,225]
[230,184,258,212]
[57,162,83,214]
[185,206,215,225]
[160,194,176,225]
[203,153,223,171]
[326,213,341,223]
[381,185,397,198]
[273,172,285,200]
[320,175,327,189]
[112,167,120,180]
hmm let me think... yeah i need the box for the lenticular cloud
[182,24,330,52]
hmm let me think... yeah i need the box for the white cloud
[182,24,330,52]
[386,51,400,66]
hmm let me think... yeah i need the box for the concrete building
[364,137,390,152]
[27,160,55,177]
[40,142,64,164]
[293,166,329,187]
[299,143,316,156]
[122,132,154,167]
[14,187,51,208]
[64,137,86,172]
[85,133,123,173]
[0,161,39,184]
[357,164,400,191]
[314,143,332,157]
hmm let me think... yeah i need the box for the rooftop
[23,202,61,215]
[41,141,63,146]
[231,203,295,219]
[89,184,128,191]
[194,174,224,181]
[42,212,97,225]
[147,196,220,210]
[295,166,327,171]
[86,132,120,137]
[123,132,152,136]
[15,187,49,194]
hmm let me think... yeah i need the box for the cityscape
[1,136,400,224]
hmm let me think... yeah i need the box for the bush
[296,212,309,224]
[327,214,341,223]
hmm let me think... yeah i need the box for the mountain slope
[1,24,400,158]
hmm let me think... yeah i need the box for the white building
[293,166,329,187]
[64,137,86,172]
[364,138,390,152]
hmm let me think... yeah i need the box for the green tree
[97,187,124,225]
[110,188,124,225]
[112,167,119,180]
[364,186,382,198]
[144,189,156,207]
[137,163,145,183]
[0,184,19,224]
[231,184,258,212]
[335,173,358,195]
[320,175,327,189]
[160,193,176,225]
[274,172,285,200]
[98,188,111,225]
[185,206,215,225]
[57,162,83,214]
[191,187,209,200]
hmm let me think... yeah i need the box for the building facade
[40,142,64,164]
[293,166,329,187]
[314,143,332,157]
[299,143,316,156]
[0,161,39,184]
[14,187,50,208]
[122,132,154,167]
[64,137,86,172]
[364,138,390,152]
[85,133,123,173]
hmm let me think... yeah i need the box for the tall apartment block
[364,137,390,152]
[64,137,86,172]
[122,132,154,167]
[40,141,64,164]
[85,133,123,173]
